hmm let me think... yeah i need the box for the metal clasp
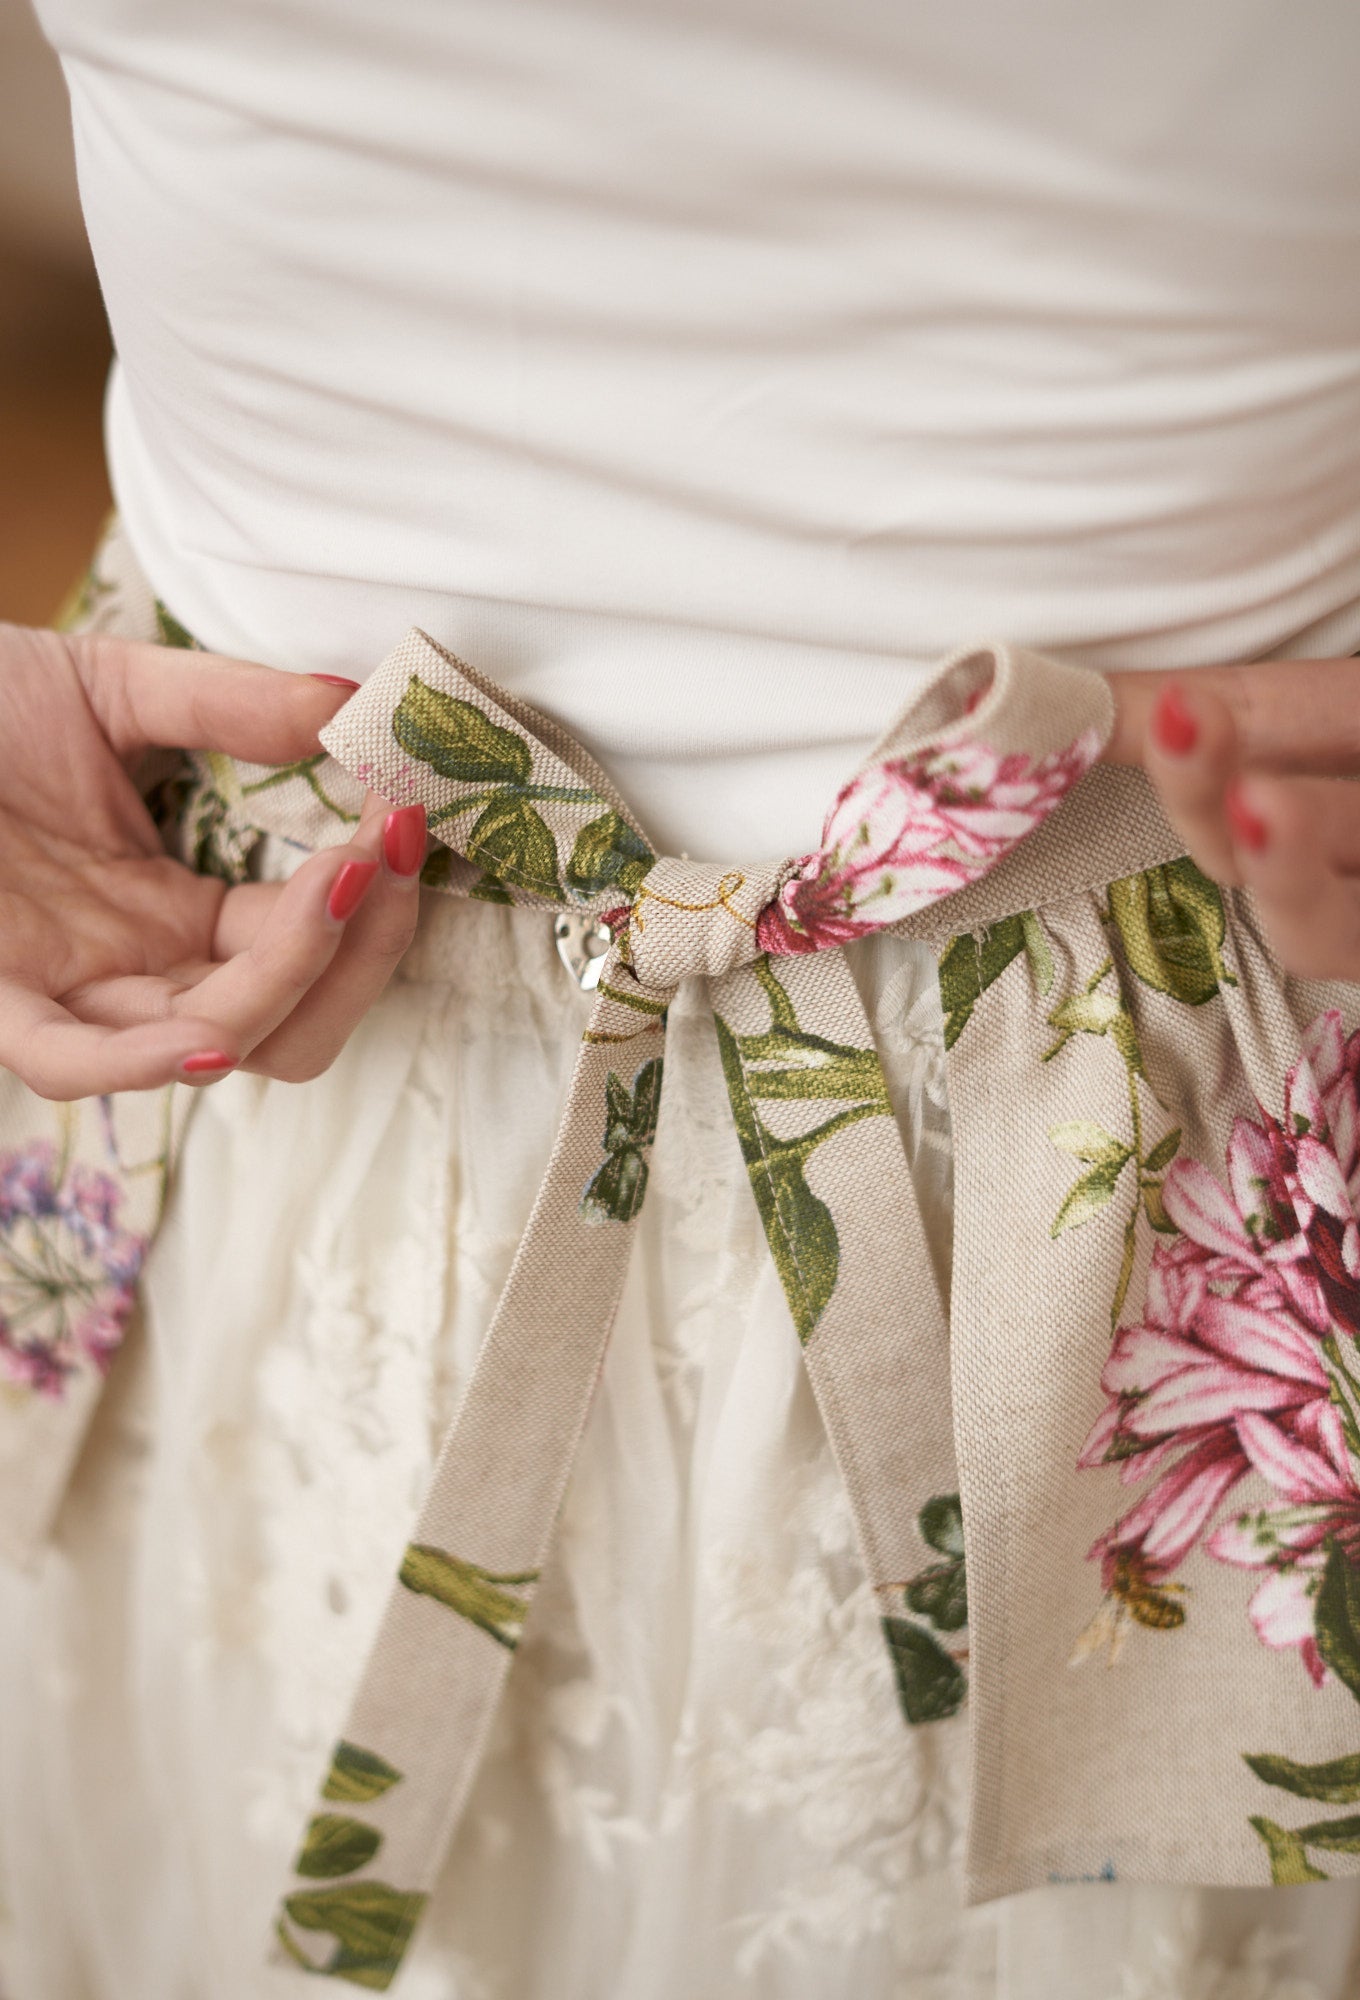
[554,912,613,990]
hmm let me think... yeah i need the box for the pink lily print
[1075,1011,1360,1689]
[756,729,1102,955]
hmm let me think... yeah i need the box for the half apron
[0,523,1358,1999]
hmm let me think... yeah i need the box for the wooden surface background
[0,3,112,627]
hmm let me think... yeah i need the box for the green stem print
[240,753,360,825]
[398,1544,540,1650]
[713,957,892,1342]
[880,1494,969,1724]
[1043,957,1181,1328]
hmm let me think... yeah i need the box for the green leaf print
[1315,1543,1360,1702]
[712,958,892,1343]
[394,680,532,788]
[905,1561,967,1632]
[880,1493,968,1724]
[1048,1121,1134,1168]
[937,918,1026,1049]
[919,1492,966,1561]
[566,811,654,901]
[398,1545,539,1650]
[1249,1817,1329,1886]
[1143,1128,1183,1175]
[713,1011,840,1342]
[465,795,561,901]
[154,599,200,650]
[297,1814,383,1880]
[582,1057,663,1223]
[1018,909,1056,995]
[903,1493,968,1630]
[419,848,455,890]
[321,1743,404,1806]
[393,675,532,786]
[1051,1156,1131,1237]
[753,1142,841,1339]
[278,1882,428,1990]
[882,1617,967,1725]
[1108,857,1234,1004]
[1245,1751,1360,1803]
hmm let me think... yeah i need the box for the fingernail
[327,859,378,922]
[310,674,362,692]
[1226,781,1268,853]
[383,804,427,878]
[1152,685,1198,756]
[181,1051,237,1077]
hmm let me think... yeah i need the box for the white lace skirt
[0,890,1356,2000]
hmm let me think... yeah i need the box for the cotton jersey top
[33,0,1360,858]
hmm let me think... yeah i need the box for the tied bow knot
[266,629,1115,1991]
[610,856,791,989]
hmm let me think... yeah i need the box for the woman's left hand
[1102,657,1360,980]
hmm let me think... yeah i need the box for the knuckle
[264,1045,338,1085]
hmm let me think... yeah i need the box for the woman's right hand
[0,623,426,1099]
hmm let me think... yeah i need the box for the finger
[65,631,363,765]
[1103,657,1360,776]
[64,837,382,1048]
[178,838,382,1054]
[1141,680,1244,885]
[1223,774,1360,981]
[242,802,426,1082]
[0,985,240,1101]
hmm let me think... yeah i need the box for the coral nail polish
[310,674,361,691]
[1226,782,1268,853]
[1152,685,1198,756]
[327,859,378,921]
[181,1051,236,1077]
[383,804,427,877]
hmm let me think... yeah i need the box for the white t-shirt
[35,0,1360,857]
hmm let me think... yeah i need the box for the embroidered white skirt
[1,876,1357,1999]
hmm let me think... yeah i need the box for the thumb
[69,632,362,765]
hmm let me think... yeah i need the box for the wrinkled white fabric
[28,0,1360,858]
[1,898,1356,1999]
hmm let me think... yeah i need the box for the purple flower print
[0,1142,147,1398]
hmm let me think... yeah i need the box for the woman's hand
[1103,657,1360,981]
[0,624,426,1098]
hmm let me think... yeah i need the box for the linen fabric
[28,0,1360,861]
[4,533,1360,1996]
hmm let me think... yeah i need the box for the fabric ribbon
[267,629,1113,1987]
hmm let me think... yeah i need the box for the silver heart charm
[554,913,614,990]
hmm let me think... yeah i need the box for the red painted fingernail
[383,804,427,878]
[181,1051,236,1077]
[310,674,361,692]
[1226,781,1268,853]
[327,859,378,922]
[1152,685,1198,756]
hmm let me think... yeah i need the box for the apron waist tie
[265,628,1155,1987]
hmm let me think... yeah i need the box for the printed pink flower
[0,1142,147,1398]
[1207,1408,1360,1685]
[756,728,1102,955]
[1079,1011,1360,1677]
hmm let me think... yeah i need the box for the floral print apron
[2,524,1358,1990]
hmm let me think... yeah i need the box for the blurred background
[0,0,113,625]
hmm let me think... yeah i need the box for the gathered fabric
[2,526,1360,1996]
